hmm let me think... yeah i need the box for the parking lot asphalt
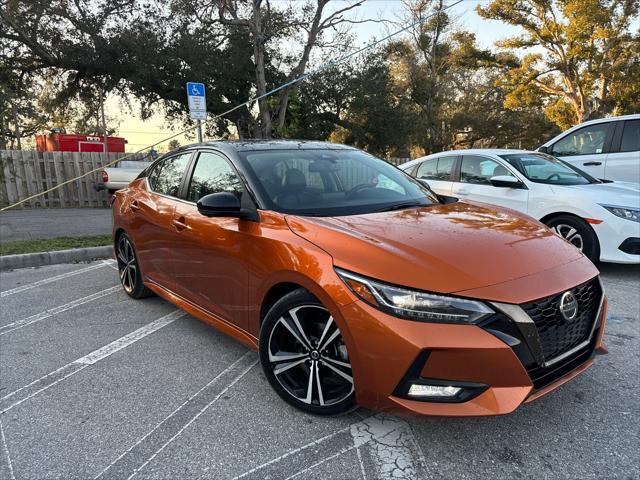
[0,208,112,241]
[0,261,638,479]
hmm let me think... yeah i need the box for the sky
[109,1,531,152]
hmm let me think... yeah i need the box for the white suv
[538,114,640,183]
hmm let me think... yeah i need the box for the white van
[538,114,640,183]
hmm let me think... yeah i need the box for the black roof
[183,139,356,153]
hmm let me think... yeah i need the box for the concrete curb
[1,245,113,271]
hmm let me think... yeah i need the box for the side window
[417,157,455,180]
[416,159,437,179]
[620,120,640,153]
[148,153,191,197]
[434,157,455,180]
[551,123,612,156]
[460,156,512,185]
[187,152,244,203]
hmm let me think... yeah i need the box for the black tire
[116,233,153,299]
[259,289,357,415]
[545,215,600,263]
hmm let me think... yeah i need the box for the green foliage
[478,0,640,127]
[0,235,113,256]
[0,0,626,156]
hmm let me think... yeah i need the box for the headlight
[335,268,493,324]
[600,204,640,223]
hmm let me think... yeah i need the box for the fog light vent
[408,384,461,398]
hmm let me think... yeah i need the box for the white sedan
[400,149,640,264]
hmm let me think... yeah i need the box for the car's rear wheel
[259,289,356,415]
[116,233,153,299]
[545,215,600,263]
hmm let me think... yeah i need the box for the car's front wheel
[545,215,600,263]
[259,289,356,415]
[116,233,153,299]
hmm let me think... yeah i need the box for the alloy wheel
[552,224,584,251]
[117,236,137,294]
[267,305,353,407]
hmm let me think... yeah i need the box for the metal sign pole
[197,120,203,143]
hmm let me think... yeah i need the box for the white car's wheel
[545,215,600,263]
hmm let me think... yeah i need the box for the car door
[413,156,456,195]
[451,155,529,213]
[130,152,192,290]
[171,150,251,331]
[604,119,640,183]
[549,121,614,179]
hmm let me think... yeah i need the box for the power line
[0,0,464,213]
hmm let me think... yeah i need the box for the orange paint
[112,143,605,416]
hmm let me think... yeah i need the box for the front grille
[521,279,601,361]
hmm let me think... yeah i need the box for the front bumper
[592,217,640,264]
[339,280,607,417]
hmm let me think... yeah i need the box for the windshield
[499,152,598,185]
[240,149,439,216]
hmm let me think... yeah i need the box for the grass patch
[0,235,113,256]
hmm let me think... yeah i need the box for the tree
[188,0,369,138]
[478,0,640,129]
[0,0,257,138]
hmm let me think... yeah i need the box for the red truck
[36,131,127,153]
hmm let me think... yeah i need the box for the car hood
[554,181,640,205]
[286,201,585,295]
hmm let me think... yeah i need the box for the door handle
[583,161,602,166]
[130,200,140,211]
[172,217,189,231]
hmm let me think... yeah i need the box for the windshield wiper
[375,201,426,212]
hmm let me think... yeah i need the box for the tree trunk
[252,1,272,139]
[275,2,325,132]
[99,85,108,153]
[0,113,6,150]
[11,102,21,150]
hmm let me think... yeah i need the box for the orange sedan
[111,141,607,416]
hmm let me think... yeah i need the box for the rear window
[620,120,640,153]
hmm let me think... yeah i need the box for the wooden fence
[0,150,412,210]
[0,150,126,209]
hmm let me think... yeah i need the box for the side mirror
[418,178,437,194]
[537,146,549,154]
[197,192,242,217]
[489,175,525,189]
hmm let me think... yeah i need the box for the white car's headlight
[336,268,494,324]
[600,204,640,223]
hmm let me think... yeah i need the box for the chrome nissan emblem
[559,291,578,321]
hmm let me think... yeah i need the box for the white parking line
[233,414,425,480]
[233,424,355,479]
[0,260,114,298]
[0,310,185,413]
[356,447,367,480]
[0,285,121,336]
[125,354,258,480]
[0,419,16,480]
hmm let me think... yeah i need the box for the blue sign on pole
[186,82,206,142]
[187,82,205,97]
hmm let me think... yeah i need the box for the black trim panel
[392,350,488,403]
[619,237,640,255]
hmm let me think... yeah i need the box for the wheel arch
[114,227,126,244]
[259,282,308,324]
[539,211,601,260]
